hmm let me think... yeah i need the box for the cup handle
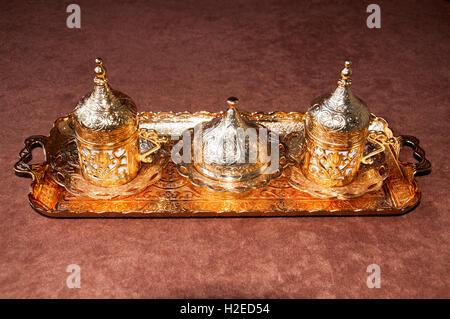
[138,129,167,163]
[361,131,392,165]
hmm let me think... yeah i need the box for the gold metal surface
[14,111,430,217]
[72,58,166,187]
[300,61,391,187]
[287,132,388,199]
[177,97,286,192]
[49,118,168,199]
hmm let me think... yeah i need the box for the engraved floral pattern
[79,146,129,180]
[308,146,358,182]
[316,109,347,131]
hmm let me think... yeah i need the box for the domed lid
[73,58,137,133]
[195,97,262,165]
[192,97,270,179]
[307,61,370,132]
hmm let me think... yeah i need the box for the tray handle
[397,135,431,176]
[14,135,48,179]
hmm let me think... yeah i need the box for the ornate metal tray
[14,111,430,217]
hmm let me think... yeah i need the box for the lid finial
[338,60,352,87]
[226,96,239,109]
[94,57,108,85]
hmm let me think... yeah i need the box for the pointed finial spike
[338,60,352,87]
[94,57,108,85]
[226,97,239,108]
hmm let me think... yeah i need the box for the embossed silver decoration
[13,58,431,216]
[296,61,391,187]
[71,58,165,187]
[177,97,286,192]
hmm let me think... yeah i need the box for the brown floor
[0,0,449,298]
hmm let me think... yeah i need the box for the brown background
[1,0,449,298]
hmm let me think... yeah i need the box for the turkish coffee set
[15,58,431,217]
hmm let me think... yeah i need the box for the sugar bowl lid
[192,97,270,180]
[72,58,137,134]
[195,97,262,164]
[307,61,370,133]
